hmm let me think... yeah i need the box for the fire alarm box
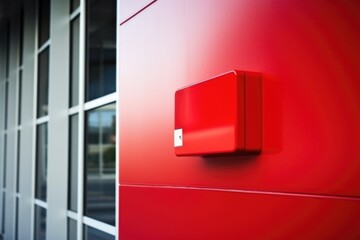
[174,70,262,156]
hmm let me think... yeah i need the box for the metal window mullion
[70,8,80,21]
[83,92,117,111]
[76,0,85,238]
[37,40,51,54]
[31,0,41,238]
[67,210,77,220]
[34,199,48,209]
[35,116,50,125]
[83,216,116,236]
[68,106,79,116]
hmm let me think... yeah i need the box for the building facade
[0,0,118,239]
[1,0,360,240]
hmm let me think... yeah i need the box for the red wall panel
[119,0,360,238]
[120,0,360,197]
[120,185,360,240]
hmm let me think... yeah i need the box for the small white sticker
[174,129,183,147]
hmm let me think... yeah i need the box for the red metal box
[174,70,262,156]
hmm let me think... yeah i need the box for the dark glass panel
[86,0,116,101]
[35,123,48,201]
[84,103,116,225]
[68,114,78,211]
[34,206,46,240]
[67,218,77,240]
[38,0,50,47]
[70,16,80,107]
[84,225,115,240]
[37,48,49,117]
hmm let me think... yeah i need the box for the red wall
[119,0,360,239]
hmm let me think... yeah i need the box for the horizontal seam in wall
[120,183,360,201]
[120,0,157,26]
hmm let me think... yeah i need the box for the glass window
[35,123,48,201]
[68,114,78,211]
[38,0,50,47]
[37,48,49,117]
[67,218,77,240]
[34,206,46,240]
[70,0,80,13]
[84,103,116,225]
[84,225,115,240]
[86,0,116,101]
[70,16,80,107]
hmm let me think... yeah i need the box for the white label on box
[174,129,183,147]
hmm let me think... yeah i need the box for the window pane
[70,16,80,107]
[85,103,116,225]
[34,206,46,240]
[18,70,22,125]
[84,225,115,240]
[86,0,116,101]
[35,123,48,201]
[37,48,49,117]
[67,218,77,240]
[70,0,80,13]
[68,114,78,211]
[38,0,50,47]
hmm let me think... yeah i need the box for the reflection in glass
[86,0,116,101]
[37,48,50,117]
[68,218,77,240]
[68,114,78,211]
[70,16,80,107]
[38,0,50,47]
[85,103,116,225]
[34,205,46,240]
[35,123,48,201]
[84,225,115,240]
